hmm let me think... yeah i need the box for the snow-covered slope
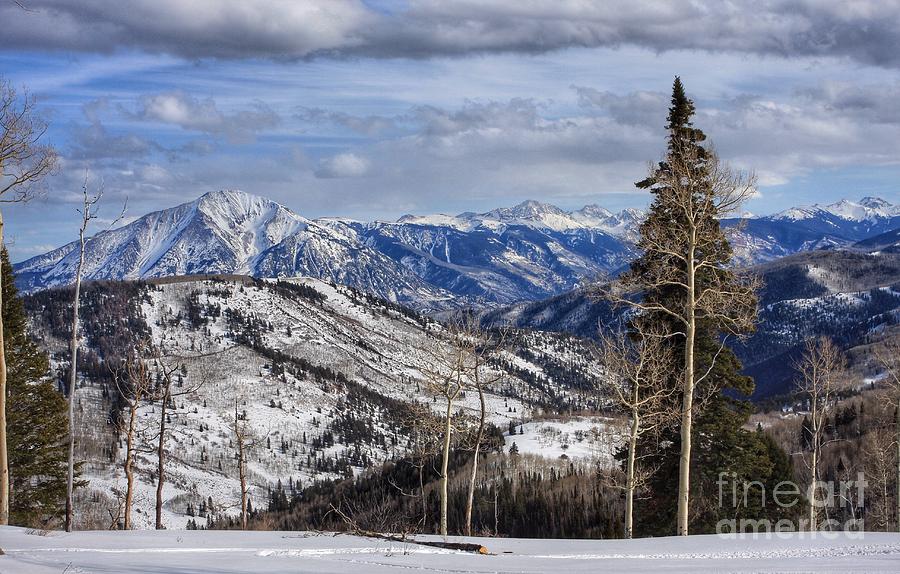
[25,276,603,530]
[3,527,898,574]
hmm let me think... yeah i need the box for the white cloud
[314,152,372,178]
[133,92,280,142]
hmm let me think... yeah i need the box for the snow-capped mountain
[724,196,900,264]
[15,191,638,307]
[15,190,900,309]
[15,190,458,310]
[397,200,642,239]
[771,196,900,223]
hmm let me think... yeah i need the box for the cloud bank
[3,1,899,67]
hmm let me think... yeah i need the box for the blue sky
[1,1,899,261]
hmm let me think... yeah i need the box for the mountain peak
[197,189,274,213]
[859,196,892,209]
[505,200,568,217]
[573,204,614,219]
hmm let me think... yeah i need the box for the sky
[1,0,899,262]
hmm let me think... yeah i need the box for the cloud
[573,87,667,127]
[68,119,160,161]
[296,108,397,136]
[131,92,280,142]
[0,0,373,59]
[798,82,900,124]
[2,1,900,68]
[314,152,372,178]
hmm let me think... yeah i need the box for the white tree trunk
[65,226,86,532]
[464,384,486,537]
[808,400,819,532]
[0,212,8,526]
[440,399,452,538]
[238,437,248,530]
[625,412,640,539]
[155,387,170,530]
[123,403,138,530]
[896,396,900,532]
[676,245,696,537]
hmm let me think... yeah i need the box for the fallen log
[413,540,490,554]
[327,503,490,554]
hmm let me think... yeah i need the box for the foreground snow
[2,527,899,573]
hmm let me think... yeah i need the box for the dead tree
[64,180,124,531]
[601,144,758,535]
[594,321,676,538]
[231,398,253,530]
[421,328,467,538]
[862,426,895,531]
[875,337,900,532]
[393,402,441,532]
[112,350,155,530]
[795,337,846,531]
[0,78,57,526]
[451,317,508,538]
[148,348,205,530]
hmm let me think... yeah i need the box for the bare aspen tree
[149,349,204,530]
[455,317,507,538]
[65,185,97,531]
[0,79,57,525]
[594,322,676,538]
[875,337,900,532]
[232,398,251,530]
[862,427,895,531]
[113,350,154,530]
[65,183,124,531]
[421,328,467,538]
[795,337,846,531]
[394,401,440,532]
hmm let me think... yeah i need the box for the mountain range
[15,189,900,310]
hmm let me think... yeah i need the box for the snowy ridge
[771,197,900,223]
[15,190,900,308]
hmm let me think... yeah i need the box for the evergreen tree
[616,78,774,535]
[3,248,71,527]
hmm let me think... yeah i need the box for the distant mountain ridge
[15,190,900,309]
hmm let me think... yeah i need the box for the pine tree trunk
[0,211,8,526]
[155,387,170,529]
[895,396,899,532]
[625,412,639,539]
[65,227,86,532]
[464,383,486,537]
[677,244,696,537]
[440,398,452,538]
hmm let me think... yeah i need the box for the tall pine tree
[3,248,70,527]
[614,78,794,535]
